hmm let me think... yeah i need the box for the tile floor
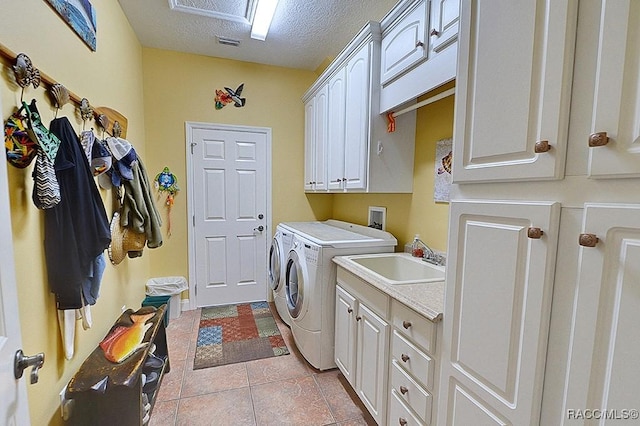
[149,303,376,426]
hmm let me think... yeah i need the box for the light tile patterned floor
[149,303,376,426]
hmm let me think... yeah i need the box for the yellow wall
[332,82,455,252]
[0,1,147,424]
[141,48,330,279]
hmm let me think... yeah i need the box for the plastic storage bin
[145,276,187,320]
[142,295,171,326]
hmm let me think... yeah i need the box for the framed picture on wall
[434,138,453,203]
[45,0,97,51]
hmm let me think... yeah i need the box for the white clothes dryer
[282,220,396,370]
[269,225,293,326]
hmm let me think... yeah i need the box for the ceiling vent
[217,36,241,47]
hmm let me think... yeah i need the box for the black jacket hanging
[45,117,111,309]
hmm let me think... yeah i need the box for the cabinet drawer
[337,267,390,317]
[390,360,432,424]
[389,387,427,426]
[391,330,434,390]
[392,299,436,353]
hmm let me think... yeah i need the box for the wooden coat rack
[0,42,128,138]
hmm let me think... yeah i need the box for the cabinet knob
[527,227,544,239]
[401,353,410,362]
[579,233,599,247]
[399,417,408,426]
[534,140,551,153]
[589,132,609,147]
[402,320,412,329]
[416,40,425,48]
[399,385,409,395]
[430,28,440,37]
[356,316,362,321]
[347,307,353,314]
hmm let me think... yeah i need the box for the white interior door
[0,93,31,424]
[187,123,270,308]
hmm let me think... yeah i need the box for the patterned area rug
[194,301,290,370]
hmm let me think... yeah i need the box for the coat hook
[50,83,70,110]
[13,53,41,90]
[113,121,122,138]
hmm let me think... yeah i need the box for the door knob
[253,225,264,232]
[14,349,44,384]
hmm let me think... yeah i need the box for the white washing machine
[282,220,396,370]
[268,225,293,326]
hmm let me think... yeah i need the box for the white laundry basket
[146,276,188,320]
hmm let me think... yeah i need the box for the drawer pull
[430,28,440,37]
[399,385,408,395]
[402,320,412,329]
[589,132,609,147]
[416,40,425,48]
[399,418,408,426]
[527,227,543,239]
[579,233,599,247]
[347,307,353,314]
[356,316,362,321]
[401,353,410,362]
[534,140,551,153]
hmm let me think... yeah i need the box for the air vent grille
[217,36,241,47]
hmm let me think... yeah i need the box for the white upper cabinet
[304,85,328,191]
[439,200,560,425]
[344,44,371,190]
[452,0,578,183]
[303,22,416,193]
[380,0,428,85]
[327,68,347,191]
[583,1,640,178]
[430,0,460,54]
[379,0,458,113]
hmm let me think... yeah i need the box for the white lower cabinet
[438,200,560,425]
[541,203,640,425]
[335,278,389,424]
[335,267,441,425]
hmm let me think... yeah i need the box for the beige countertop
[332,253,444,323]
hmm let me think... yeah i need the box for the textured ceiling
[117,0,400,70]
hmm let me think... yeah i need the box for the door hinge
[192,215,195,227]
[190,142,197,154]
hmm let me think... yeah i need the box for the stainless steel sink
[347,253,445,284]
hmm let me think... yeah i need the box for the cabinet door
[344,43,371,191]
[327,68,347,190]
[313,86,328,190]
[563,204,640,421]
[356,302,389,424]
[429,0,459,54]
[304,99,315,191]
[380,0,428,85]
[439,200,560,425]
[585,1,640,178]
[335,285,357,386]
[453,0,577,183]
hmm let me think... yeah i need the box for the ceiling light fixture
[250,0,279,41]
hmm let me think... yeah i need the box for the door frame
[0,96,30,422]
[185,122,272,310]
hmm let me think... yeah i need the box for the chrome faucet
[420,243,445,266]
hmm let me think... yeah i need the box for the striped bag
[31,146,60,209]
